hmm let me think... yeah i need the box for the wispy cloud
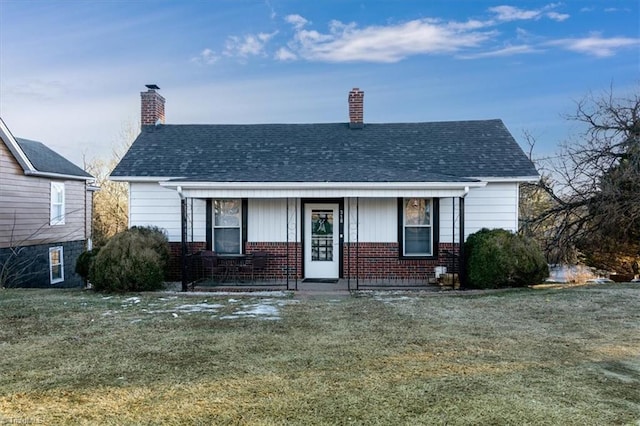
[200,3,636,65]
[604,7,631,13]
[285,14,308,30]
[264,0,276,20]
[458,44,542,59]
[191,48,218,65]
[489,4,570,22]
[282,18,496,63]
[548,34,640,57]
[274,47,297,61]
[3,80,69,102]
[224,31,278,58]
[546,11,570,22]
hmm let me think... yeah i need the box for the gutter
[25,170,94,181]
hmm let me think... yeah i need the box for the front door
[304,203,340,279]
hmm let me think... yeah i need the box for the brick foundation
[343,242,459,279]
[245,242,302,279]
[172,241,460,283]
[168,242,206,281]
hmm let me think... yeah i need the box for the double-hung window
[49,246,64,284]
[214,199,242,254]
[402,198,433,256]
[50,182,65,225]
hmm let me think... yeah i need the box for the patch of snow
[372,292,416,304]
[172,313,178,318]
[586,278,615,284]
[174,303,224,313]
[219,315,241,320]
[276,299,299,306]
[236,304,280,317]
[222,300,291,320]
[102,296,113,300]
[124,297,141,304]
[130,319,142,324]
[162,290,292,297]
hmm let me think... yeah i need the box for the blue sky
[0,0,638,168]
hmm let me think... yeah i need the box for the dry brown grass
[0,284,639,425]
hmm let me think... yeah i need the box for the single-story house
[110,85,539,290]
[0,117,96,288]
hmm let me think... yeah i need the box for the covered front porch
[163,180,478,292]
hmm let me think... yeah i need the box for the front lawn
[0,285,638,425]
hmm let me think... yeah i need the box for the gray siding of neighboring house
[0,138,88,249]
[0,240,85,288]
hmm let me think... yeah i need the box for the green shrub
[91,226,170,292]
[465,228,549,289]
[75,248,100,284]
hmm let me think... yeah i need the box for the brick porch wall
[168,242,206,281]
[169,241,460,282]
[343,242,460,279]
[246,242,302,279]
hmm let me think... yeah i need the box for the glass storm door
[304,203,339,279]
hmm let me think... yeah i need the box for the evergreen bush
[465,228,548,289]
[75,248,100,285]
[91,226,170,292]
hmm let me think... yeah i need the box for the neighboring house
[0,117,96,288]
[111,85,539,289]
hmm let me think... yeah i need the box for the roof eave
[160,181,488,190]
[24,170,95,181]
[109,175,179,182]
[470,175,540,183]
[0,117,36,173]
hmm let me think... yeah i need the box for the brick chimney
[348,88,364,129]
[141,84,165,127]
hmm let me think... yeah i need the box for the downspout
[459,186,469,288]
[177,186,188,292]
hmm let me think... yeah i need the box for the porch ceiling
[160,181,485,199]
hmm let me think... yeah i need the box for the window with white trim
[50,182,65,225]
[402,198,433,256]
[214,199,242,254]
[49,246,64,284]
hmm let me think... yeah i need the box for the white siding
[464,182,519,238]
[247,198,300,242]
[439,197,460,244]
[129,182,520,244]
[345,197,396,243]
[186,198,206,243]
[129,182,205,242]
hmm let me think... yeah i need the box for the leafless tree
[525,86,640,272]
[83,121,137,247]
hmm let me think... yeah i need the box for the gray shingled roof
[111,120,538,182]
[16,138,93,178]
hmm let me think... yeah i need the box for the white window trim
[403,198,433,257]
[50,182,65,225]
[49,246,64,284]
[213,199,242,254]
